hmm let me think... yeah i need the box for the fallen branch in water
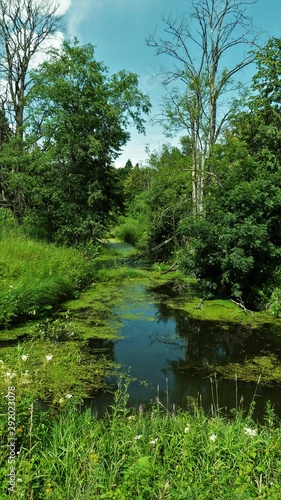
[126,233,180,263]
[230,298,254,315]
[161,263,179,274]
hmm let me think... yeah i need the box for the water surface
[106,281,281,419]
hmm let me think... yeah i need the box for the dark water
[92,281,281,420]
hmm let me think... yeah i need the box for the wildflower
[134,434,143,440]
[209,434,217,442]
[45,483,53,495]
[184,426,190,433]
[20,371,30,384]
[244,427,257,437]
[4,372,16,382]
[21,355,28,362]
[65,394,73,399]
[150,438,158,445]
[58,398,64,405]
[0,360,4,364]
[45,354,53,362]
[139,404,144,414]
[90,451,99,464]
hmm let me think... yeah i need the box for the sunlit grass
[0,230,93,327]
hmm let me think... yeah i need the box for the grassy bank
[0,230,94,328]
[1,381,281,499]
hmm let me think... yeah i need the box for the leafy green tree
[24,40,150,244]
[179,123,281,306]
[144,142,192,258]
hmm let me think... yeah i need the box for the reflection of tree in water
[154,299,254,370]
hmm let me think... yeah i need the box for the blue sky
[61,0,281,167]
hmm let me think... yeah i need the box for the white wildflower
[134,434,143,440]
[59,398,64,405]
[45,354,53,362]
[21,355,28,362]
[209,434,217,442]
[4,372,16,383]
[150,438,158,445]
[184,426,190,434]
[244,427,257,437]
[65,394,73,399]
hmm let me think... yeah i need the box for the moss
[0,338,119,400]
[148,278,281,327]
[215,355,281,386]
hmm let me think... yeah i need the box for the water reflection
[109,283,281,420]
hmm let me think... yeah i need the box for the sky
[55,0,281,167]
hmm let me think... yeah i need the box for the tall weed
[0,231,93,326]
[1,381,281,499]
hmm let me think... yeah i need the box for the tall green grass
[0,230,93,327]
[1,380,281,499]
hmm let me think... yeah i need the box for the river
[87,241,281,420]
[1,240,281,421]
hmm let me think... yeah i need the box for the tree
[24,40,151,244]
[148,0,260,215]
[144,142,192,258]
[0,0,64,222]
[178,33,281,306]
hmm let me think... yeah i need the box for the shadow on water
[92,280,281,421]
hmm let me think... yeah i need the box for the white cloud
[30,30,65,68]
[54,0,72,16]
[33,0,72,16]
[66,0,99,39]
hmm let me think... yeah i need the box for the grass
[0,228,94,327]
[1,380,281,499]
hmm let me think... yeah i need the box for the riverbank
[1,233,281,404]
[1,382,281,499]
[0,229,94,328]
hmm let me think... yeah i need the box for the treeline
[0,1,150,245]
[117,37,281,311]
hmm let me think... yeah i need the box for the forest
[0,0,280,314]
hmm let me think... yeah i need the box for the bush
[115,217,147,248]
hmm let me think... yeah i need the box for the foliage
[19,40,150,245]
[0,0,64,222]
[115,163,154,248]
[145,143,192,258]
[268,287,281,318]
[0,228,94,327]
[120,143,192,256]
[115,217,146,247]
[179,130,281,305]
[177,34,281,306]
[1,381,281,498]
